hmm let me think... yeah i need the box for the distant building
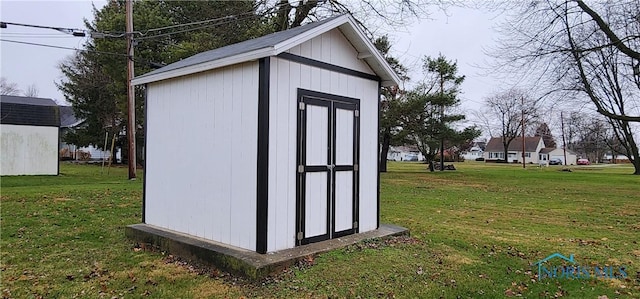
[58,105,121,161]
[461,140,486,161]
[483,136,545,164]
[1,95,59,175]
[387,145,424,161]
[603,153,630,164]
[538,148,578,165]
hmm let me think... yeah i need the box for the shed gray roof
[132,14,400,86]
[141,16,340,79]
[1,95,57,106]
[1,95,60,127]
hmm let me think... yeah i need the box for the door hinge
[299,102,305,110]
[353,221,358,228]
[354,164,359,171]
[354,110,359,117]
[297,232,303,240]
[298,165,304,173]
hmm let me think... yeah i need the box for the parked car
[404,154,419,161]
[577,158,590,165]
[549,158,563,165]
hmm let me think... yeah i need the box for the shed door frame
[296,88,360,246]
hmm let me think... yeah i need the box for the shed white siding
[285,28,376,75]
[1,124,58,176]
[267,55,379,252]
[144,62,259,251]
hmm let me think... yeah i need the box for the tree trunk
[379,130,391,173]
[439,138,445,171]
[503,144,509,164]
[633,159,640,175]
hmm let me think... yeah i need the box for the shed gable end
[285,28,375,75]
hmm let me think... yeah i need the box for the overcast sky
[1,1,499,120]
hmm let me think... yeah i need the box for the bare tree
[263,0,440,34]
[490,0,640,173]
[0,77,21,95]
[482,89,540,162]
[23,84,39,97]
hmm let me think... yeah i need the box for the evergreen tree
[58,1,261,163]
[534,122,556,148]
[400,55,480,171]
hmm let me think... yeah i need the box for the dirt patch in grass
[442,251,478,265]
[191,279,238,298]
[53,197,74,202]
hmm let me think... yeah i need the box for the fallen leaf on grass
[504,289,516,297]
[145,279,158,286]
[128,272,136,282]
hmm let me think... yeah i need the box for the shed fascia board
[132,48,272,85]
[339,17,402,86]
[271,15,350,54]
[133,15,401,87]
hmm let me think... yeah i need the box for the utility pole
[439,73,445,172]
[521,97,526,169]
[126,0,136,179]
[561,112,568,166]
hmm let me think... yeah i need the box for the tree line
[55,0,639,175]
[55,0,447,166]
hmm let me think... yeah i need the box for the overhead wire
[1,39,127,57]
[0,21,85,35]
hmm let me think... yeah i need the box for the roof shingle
[485,137,543,152]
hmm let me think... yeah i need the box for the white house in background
[1,95,59,175]
[603,153,630,163]
[461,146,483,161]
[483,136,545,164]
[130,15,400,254]
[539,148,578,165]
[387,145,424,161]
[58,106,121,161]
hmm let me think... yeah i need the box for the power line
[142,14,244,34]
[1,21,86,36]
[1,39,165,68]
[135,14,261,41]
[0,39,127,57]
[0,35,78,39]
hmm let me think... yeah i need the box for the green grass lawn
[1,162,638,298]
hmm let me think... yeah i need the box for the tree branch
[574,0,640,60]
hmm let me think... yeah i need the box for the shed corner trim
[256,57,271,254]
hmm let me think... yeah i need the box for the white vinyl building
[1,95,60,176]
[132,15,400,253]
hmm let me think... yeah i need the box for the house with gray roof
[483,136,546,164]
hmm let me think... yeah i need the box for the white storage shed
[0,95,60,176]
[132,15,400,254]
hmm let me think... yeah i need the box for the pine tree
[535,123,557,148]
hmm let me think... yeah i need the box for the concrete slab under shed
[125,223,408,279]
